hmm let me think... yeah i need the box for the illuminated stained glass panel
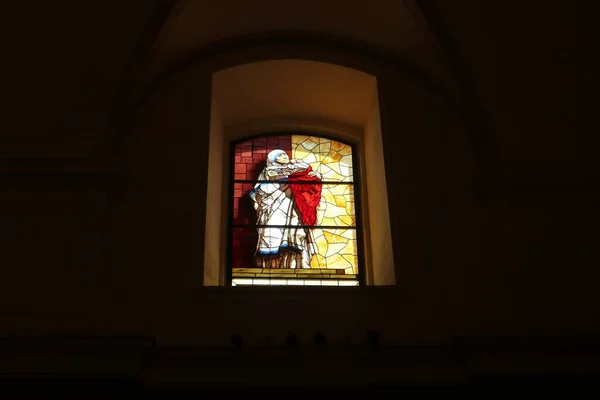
[232,227,358,275]
[292,135,353,182]
[233,183,356,227]
[231,134,360,286]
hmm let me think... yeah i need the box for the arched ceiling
[142,0,457,93]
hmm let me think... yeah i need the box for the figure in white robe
[249,149,322,269]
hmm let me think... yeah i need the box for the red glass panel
[232,182,257,226]
[231,227,259,269]
[234,135,293,181]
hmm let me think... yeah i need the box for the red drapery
[288,166,322,226]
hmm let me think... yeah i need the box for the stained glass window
[229,134,361,286]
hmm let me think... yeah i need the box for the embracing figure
[249,149,322,269]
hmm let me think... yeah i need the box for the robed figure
[249,149,322,269]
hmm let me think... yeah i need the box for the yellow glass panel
[338,229,356,240]
[310,253,328,269]
[329,184,348,195]
[334,196,347,208]
[338,145,352,156]
[319,216,338,226]
[313,184,355,227]
[300,152,318,164]
[335,215,354,226]
[345,202,354,217]
[301,139,318,151]
[318,164,346,181]
[318,142,330,158]
[331,141,346,152]
[309,228,358,273]
[294,134,310,144]
[326,253,351,269]
[323,203,350,219]
[291,135,353,182]
[323,231,348,244]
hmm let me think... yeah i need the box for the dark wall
[105,39,597,347]
[0,1,593,352]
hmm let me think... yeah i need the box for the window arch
[228,133,363,286]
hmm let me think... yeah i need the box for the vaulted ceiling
[3,0,580,165]
[143,0,455,89]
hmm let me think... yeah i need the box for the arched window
[228,133,363,286]
[204,60,395,287]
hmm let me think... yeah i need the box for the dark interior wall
[1,0,156,160]
[1,60,595,349]
[2,37,594,346]
[106,46,488,346]
[0,1,594,347]
[107,67,212,335]
[0,182,109,334]
[377,71,481,338]
[418,0,582,164]
[414,0,598,335]
[0,1,593,388]
[476,188,600,335]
